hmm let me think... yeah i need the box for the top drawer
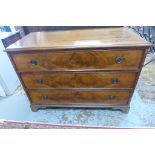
[11,49,143,72]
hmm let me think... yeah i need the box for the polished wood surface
[21,72,137,89]
[12,50,143,71]
[6,27,151,52]
[6,27,151,112]
[28,90,131,106]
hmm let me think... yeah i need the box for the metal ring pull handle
[42,96,48,100]
[30,59,37,65]
[112,78,119,84]
[115,56,123,64]
[108,96,116,100]
[36,79,44,84]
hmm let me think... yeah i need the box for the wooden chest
[5,27,151,113]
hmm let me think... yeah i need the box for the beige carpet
[136,53,155,102]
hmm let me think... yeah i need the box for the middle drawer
[21,72,137,89]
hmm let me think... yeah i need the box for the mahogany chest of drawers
[5,27,151,113]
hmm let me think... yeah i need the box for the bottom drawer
[28,90,131,106]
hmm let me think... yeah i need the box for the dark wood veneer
[11,50,143,71]
[28,90,131,106]
[6,27,151,113]
[21,72,137,89]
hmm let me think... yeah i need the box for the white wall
[0,39,20,96]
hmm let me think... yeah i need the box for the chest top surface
[6,27,151,52]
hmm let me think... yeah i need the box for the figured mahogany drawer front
[28,90,131,106]
[21,72,137,89]
[12,50,143,71]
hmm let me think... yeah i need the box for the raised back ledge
[5,27,151,52]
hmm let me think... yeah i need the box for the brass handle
[30,59,37,65]
[36,79,44,84]
[42,96,48,100]
[115,56,123,64]
[112,78,119,84]
[108,96,116,100]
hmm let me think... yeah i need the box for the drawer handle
[30,59,37,65]
[112,78,119,84]
[108,96,116,100]
[42,96,48,100]
[36,79,44,84]
[115,56,123,64]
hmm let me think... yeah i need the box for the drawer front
[12,50,143,71]
[28,90,131,106]
[21,72,137,89]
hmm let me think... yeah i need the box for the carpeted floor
[136,53,155,101]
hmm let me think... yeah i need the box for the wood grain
[12,50,143,71]
[21,72,137,89]
[5,27,151,112]
[28,90,131,106]
[5,27,151,52]
[30,104,130,113]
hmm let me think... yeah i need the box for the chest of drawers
[5,27,151,113]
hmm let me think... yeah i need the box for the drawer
[28,90,131,106]
[12,50,143,71]
[21,72,137,89]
